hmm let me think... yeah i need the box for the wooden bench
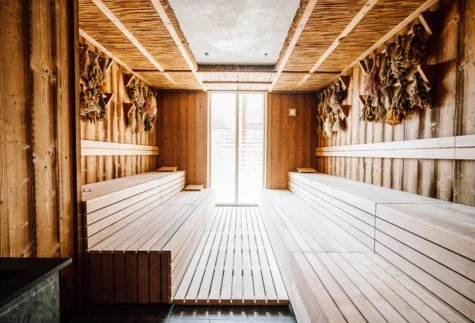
[292,252,469,322]
[82,171,216,304]
[259,189,372,289]
[260,172,475,322]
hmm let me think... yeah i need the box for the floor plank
[175,207,289,305]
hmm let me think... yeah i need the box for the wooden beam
[312,0,379,74]
[150,0,206,91]
[198,64,275,73]
[341,0,439,75]
[79,29,152,87]
[81,140,159,156]
[202,81,273,85]
[315,135,475,160]
[310,0,439,92]
[91,0,179,88]
[296,0,379,90]
[270,0,318,92]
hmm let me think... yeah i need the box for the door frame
[208,91,267,206]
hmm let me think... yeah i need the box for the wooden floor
[174,207,289,305]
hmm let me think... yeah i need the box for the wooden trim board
[81,140,159,156]
[158,166,178,172]
[315,135,475,160]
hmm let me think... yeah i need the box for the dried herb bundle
[380,43,395,86]
[323,114,334,139]
[79,44,90,79]
[128,79,146,109]
[127,104,144,134]
[409,72,432,113]
[143,89,158,131]
[316,80,348,138]
[374,94,386,123]
[97,57,109,93]
[79,50,108,122]
[364,57,381,98]
[80,84,103,122]
[391,35,408,79]
[335,80,347,103]
[386,80,410,125]
[360,95,375,122]
[406,24,427,67]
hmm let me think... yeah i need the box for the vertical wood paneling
[315,0,475,207]
[79,37,159,185]
[157,91,209,187]
[1,0,80,313]
[266,93,317,189]
[455,0,475,206]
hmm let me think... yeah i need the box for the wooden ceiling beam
[91,0,179,88]
[298,0,438,92]
[295,0,379,90]
[309,0,379,74]
[150,0,206,91]
[202,81,273,85]
[79,28,152,87]
[269,0,318,92]
[340,0,438,75]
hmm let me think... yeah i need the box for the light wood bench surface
[293,252,469,323]
[83,171,216,304]
[263,171,475,322]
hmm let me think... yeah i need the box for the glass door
[210,92,265,204]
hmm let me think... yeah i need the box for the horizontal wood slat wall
[157,92,208,187]
[80,37,159,186]
[316,135,475,160]
[266,93,318,189]
[81,140,159,156]
[315,0,475,207]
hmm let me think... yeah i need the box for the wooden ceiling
[79,0,436,92]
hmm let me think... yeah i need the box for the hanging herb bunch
[386,79,410,125]
[391,35,409,80]
[406,24,427,67]
[316,79,348,139]
[409,72,432,113]
[79,46,110,122]
[143,88,159,131]
[380,43,395,87]
[126,79,159,134]
[357,21,432,127]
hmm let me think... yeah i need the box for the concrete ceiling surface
[168,0,299,65]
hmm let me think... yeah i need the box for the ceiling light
[263,53,268,56]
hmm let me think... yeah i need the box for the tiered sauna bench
[259,172,475,322]
[174,206,288,305]
[82,171,215,304]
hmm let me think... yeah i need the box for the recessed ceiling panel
[168,0,299,65]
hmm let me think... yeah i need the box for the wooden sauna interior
[1,0,475,322]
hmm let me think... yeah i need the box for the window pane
[238,93,264,204]
[211,93,237,204]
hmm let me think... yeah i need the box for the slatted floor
[174,207,289,305]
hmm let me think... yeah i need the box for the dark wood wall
[315,0,475,207]
[266,93,318,189]
[157,92,209,187]
[0,0,79,312]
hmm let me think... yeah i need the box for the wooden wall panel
[0,0,80,314]
[157,92,209,187]
[315,0,475,207]
[79,37,159,186]
[266,93,317,189]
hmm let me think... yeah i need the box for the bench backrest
[82,171,186,250]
